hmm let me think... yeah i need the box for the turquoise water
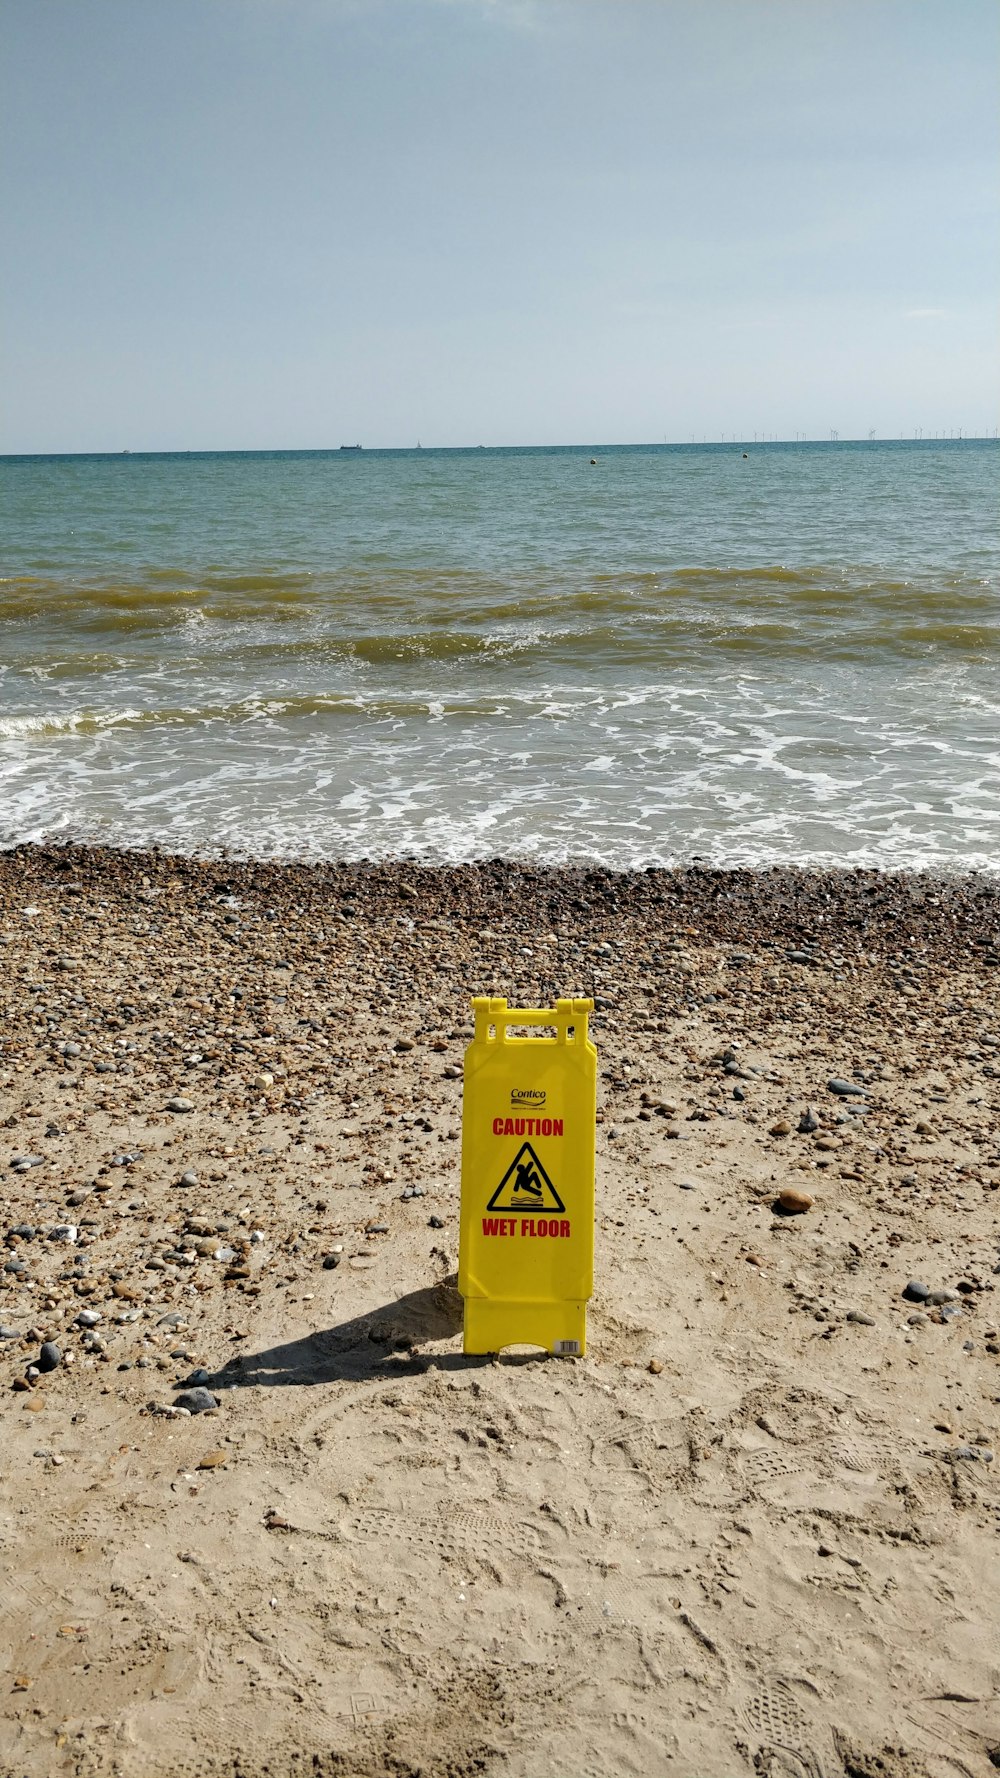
[1,440,998,869]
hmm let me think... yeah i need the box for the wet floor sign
[458,997,597,1356]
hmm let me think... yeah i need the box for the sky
[2,0,998,452]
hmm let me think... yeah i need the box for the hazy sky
[2,0,997,451]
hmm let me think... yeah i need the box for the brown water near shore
[1,847,998,1776]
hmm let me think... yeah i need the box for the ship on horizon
[339,443,362,451]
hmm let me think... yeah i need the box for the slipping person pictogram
[487,1142,565,1214]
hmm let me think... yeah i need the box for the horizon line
[3,433,998,460]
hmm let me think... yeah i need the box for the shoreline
[2,841,999,1776]
[3,840,1000,960]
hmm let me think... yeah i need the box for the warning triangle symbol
[487,1142,565,1214]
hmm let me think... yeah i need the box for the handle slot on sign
[472,997,593,1049]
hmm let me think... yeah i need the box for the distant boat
[339,443,362,451]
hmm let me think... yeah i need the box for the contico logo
[511,1088,546,1107]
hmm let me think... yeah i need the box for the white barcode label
[553,1339,581,1356]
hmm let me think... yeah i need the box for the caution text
[491,1116,563,1137]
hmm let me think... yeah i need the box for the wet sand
[1,846,999,1777]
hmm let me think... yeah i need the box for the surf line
[491,1116,563,1137]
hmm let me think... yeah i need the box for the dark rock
[902,1280,931,1302]
[173,1387,219,1414]
[37,1342,62,1372]
[828,1078,866,1097]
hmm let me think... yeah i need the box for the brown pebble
[648,1357,664,1375]
[769,1120,791,1137]
[776,1189,814,1214]
[197,1449,229,1469]
[112,1282,141,1301]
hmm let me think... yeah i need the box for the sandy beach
[1,844,998,1778]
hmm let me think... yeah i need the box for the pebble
[678,1180,697,1191]
[828,1079,866,1097]
[0,1325,21,1340]
[846,1311,876,1326]
[166,1097,194,1113]
[907,1312,928,1327]
[769,1120,791,1137]
[428,1215,445,1229]
[902,1280,931,1302]
[776,1188,813,1214]
[48,1225,78,1243]
[173,1387,220,1414]
[185,1368,212,1386]
[366,1222,389,1235]
[179,1170,199,1187]
[798,1108,820,1133]
[926,1288,959,1305]
[74,1309,102,1328]
[648,1358,664,1375]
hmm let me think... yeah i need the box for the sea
[1,440,998,873]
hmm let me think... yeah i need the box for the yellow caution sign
[459,996,597,1356]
